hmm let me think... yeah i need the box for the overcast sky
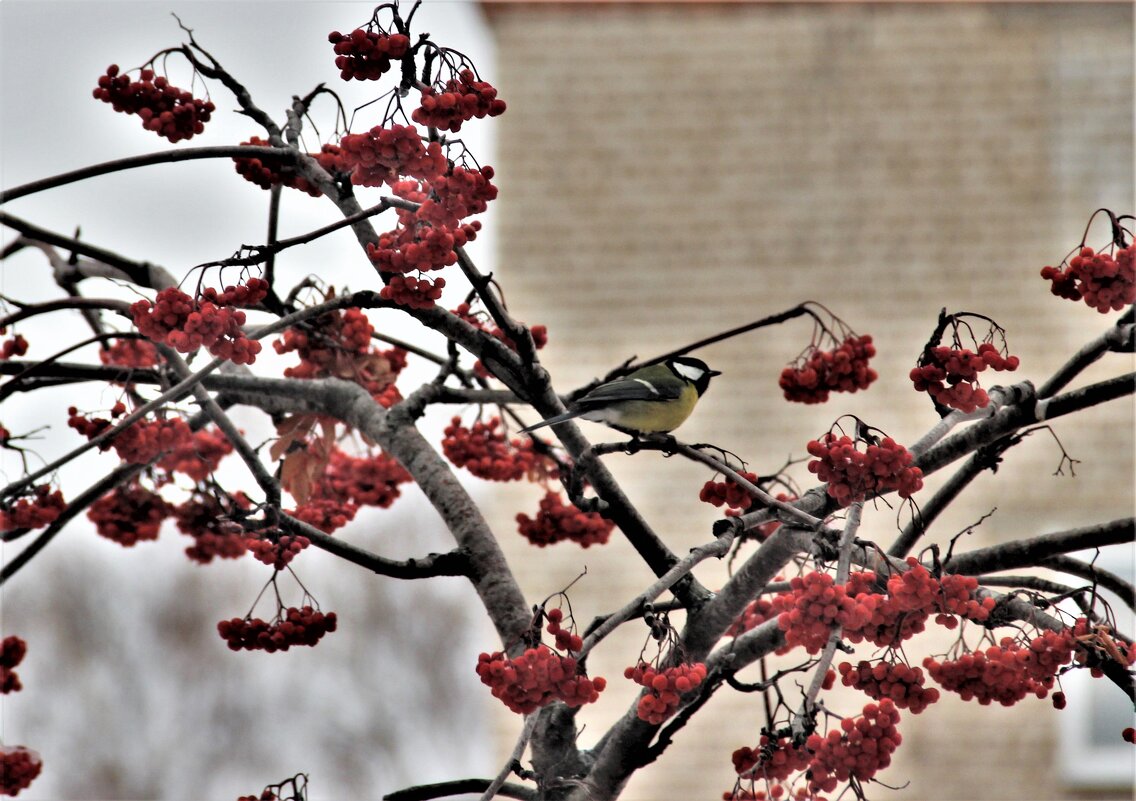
[1,3,504,799]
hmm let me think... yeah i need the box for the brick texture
[478,4,1134,799]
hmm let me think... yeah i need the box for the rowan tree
[1,3,1133,800]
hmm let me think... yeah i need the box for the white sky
[1,3,505,799]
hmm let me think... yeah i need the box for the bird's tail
[518,409,583,434]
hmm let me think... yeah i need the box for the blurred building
[478,3,1134,800]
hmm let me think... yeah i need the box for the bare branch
[0,146,293,204]
[278,514,473,580]
[479,714,538,801]
[1036,555,1136,610]
[385,780,535,801]
[942,518,1134,575]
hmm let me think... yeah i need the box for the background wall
[481,3,1134,800]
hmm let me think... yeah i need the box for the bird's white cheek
[672,363,705,382]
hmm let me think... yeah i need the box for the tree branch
[278,513,473,580]
[384,779,535,801]
[1,212,176,289]
[1035,555,1136,610]
[0,146,293,204]
[942,518,1134,575]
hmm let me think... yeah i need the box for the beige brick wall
[479,4,1134,799]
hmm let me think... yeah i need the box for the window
[1057,549,1136,790]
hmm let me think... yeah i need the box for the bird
[519,356,721,436]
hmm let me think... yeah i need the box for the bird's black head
[666,356,722,396]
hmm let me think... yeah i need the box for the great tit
[520,356,721,436]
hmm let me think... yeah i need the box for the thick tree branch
[2,212,177,289]
[1037,309,1134,398]
[1035,555,1136,610]
[942,518,1134,575]
[209,374,531,646]
[916,374,1134,477]
[681,524,809,660]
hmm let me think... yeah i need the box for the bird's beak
[709,370,723,377]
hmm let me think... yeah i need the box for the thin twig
[478,714,538,801]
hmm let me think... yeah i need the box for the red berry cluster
[753,560,997,653]
[1,485,65,533]
[368,218,481,274]
[276,313,368,365]
[544,607,583,653]
[173,492,250,564]
[910,343,1020,413]
[335,136,498,310]
[1,636,27,694]
[806,433,923,507]
[68,407,194,466]
[516,491,615,549]
[315,448,411,508]
[93,65,215,143]
[624,661,708,724]
[336,124,446,188]
[934,573,996,627]
[218,606,337,652]
[732,736,811,783]
[377,273,445,309]
[727,597,776,637]
[0,746,43,797]
[198,277,270,308]
[286,496,358,534]
[99,337,161,369]
[65,405,112,441]
[328,29,410,80]
[699,471,760,513]
[770,573,875,654]
[87,482,172,546]
[113,416,192,464]
[422,166,499,228]
[840,576,929,650]
[780,335,877,404]
[233,138,342,197]
[883,560,940,613]
[837,660,940,713]
[275,307,405,400]
[412,69,507,133]
[1041,244,1135,313]
[922,628,1078,706]
[130,283,264,365]
[0,333,28,360]
[154,426,234,482]
[722,787,823,801]
[247,533,311,571]
[475,647,606,714]
[442,416,538,481]
[805,699,901,794]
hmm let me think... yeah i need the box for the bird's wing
[518,409,585,433]
[575,374,682,407]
